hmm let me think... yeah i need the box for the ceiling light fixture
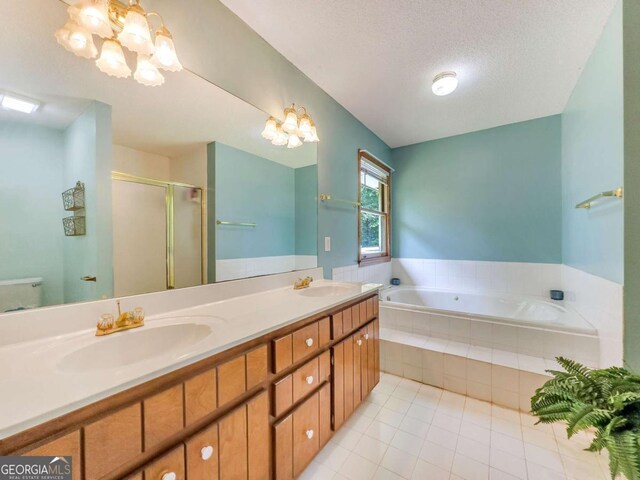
[432,71,458,96]
[0,93,41,114]
[261,104,319,149]
[55,0,182,87]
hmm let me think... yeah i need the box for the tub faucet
[294,276,313,290]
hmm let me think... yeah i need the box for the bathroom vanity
[0,281,380,480]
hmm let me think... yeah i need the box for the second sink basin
[297,284,358,297]
[57,321,216,373]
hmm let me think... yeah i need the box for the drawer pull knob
[306,429,314,439]
[305,338,314,347]
[201,445,214,461]
[161,472,177,480]
[357,339,362,346]
[305,375,314,385]
[364,333,370,340]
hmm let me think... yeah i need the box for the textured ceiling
[220,0,617,147]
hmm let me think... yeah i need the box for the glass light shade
[134,54,165,86]
[304,124,320,143]
[55,19,98,59]
[261,117,278,140]
[118,5,154,55]
[282,107,298,133]
[78,0,113,38]
[271,126,289,146]
[151,29,183,72]
[432,72,458,96]
[298,114,312,135]
[287,133,303,149]
[96,39,131,78]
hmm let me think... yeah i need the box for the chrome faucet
[294,276,313,290]
[95,300,145,336]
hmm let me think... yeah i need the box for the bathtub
[381,286,595,335]
[379,286,599,366]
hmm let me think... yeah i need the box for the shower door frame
[112,171,207,289]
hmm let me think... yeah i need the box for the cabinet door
[373,319,380,387]
[24,431,81,480]
[331,342,345,430]
[273,415,293,480]
[343,334,355,419]
[360,327,369,397]
[185,422,218,480]
[144,445,185,480]
[353,334,362,408]
[247,391,269,480]
[292,392,319,477]
[218,404,247,480]
[144,384,184,450]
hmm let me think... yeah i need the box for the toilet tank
[0,277,44,312]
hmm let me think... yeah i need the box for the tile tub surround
[0,268,381,438]
[333,261,393,286]
[379,329,552,412]
[561,265,623,367]
[301,373,611,480]
[391,258,562,297]
[379,304,599,367]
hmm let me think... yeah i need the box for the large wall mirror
[0,0,317,313]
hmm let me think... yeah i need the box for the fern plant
[531,357,640,480]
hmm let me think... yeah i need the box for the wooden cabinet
[11,293,380,480]
[273,383,331,480]
[84,403,142,479]
[144,445,185,480]
[331,317,380,430]
[185,422,219,480]
[24,431,81,480]
[144,384,184,449]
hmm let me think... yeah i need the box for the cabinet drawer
[84,403,142,479]
[144,384,184,449]
[246,345,268,390]
[292,356,319,404]
[24,431,81,480]
[185,422,218,480]
[292,322,319,365]
[273,374,293,417]
[144,445,185,480]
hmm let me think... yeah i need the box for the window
[358,150,391,264]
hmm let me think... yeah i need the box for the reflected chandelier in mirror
[262,104,320,149]
[55,0,182,86]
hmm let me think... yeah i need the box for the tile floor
[300,373,612,480]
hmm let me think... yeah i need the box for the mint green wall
[63,102,113,303]
[210,142,295,260]
[295,165,318,255]
[561,1,624,284]
[390,116,562,263]
[623,0,640,370]
[0,121,65,308]
[154,0,392,277]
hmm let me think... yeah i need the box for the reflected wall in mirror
[0,0,317,313]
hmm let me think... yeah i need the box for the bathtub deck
[380,328,556,412]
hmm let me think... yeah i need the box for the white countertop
[0,280,380,440]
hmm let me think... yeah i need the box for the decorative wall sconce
[62,181,86,236]
[261,104,320,149]
[55,0,182,87]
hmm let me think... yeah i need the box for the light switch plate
[324,236,331,252]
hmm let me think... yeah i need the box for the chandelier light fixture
[55,0,182,87]
[261,104,320,149]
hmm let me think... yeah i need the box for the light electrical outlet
[324,236,331,252]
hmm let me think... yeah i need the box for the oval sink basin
[297,284,357,297]
[57,323,213,373]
